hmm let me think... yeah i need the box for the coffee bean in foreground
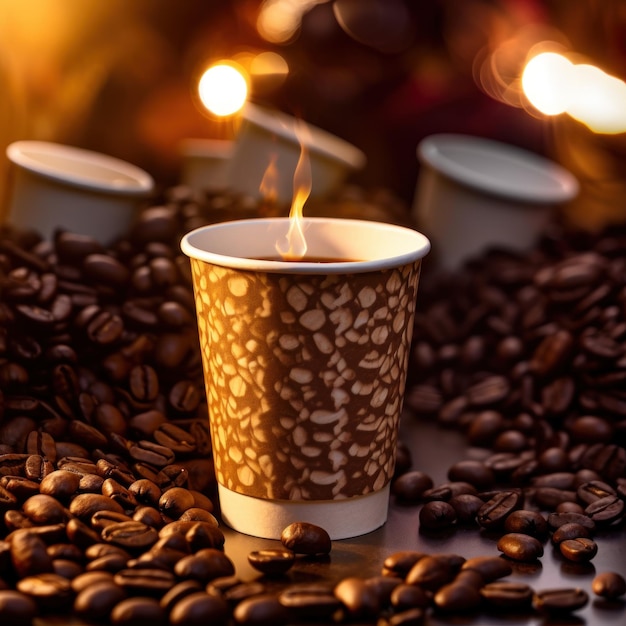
[280,522,331,556]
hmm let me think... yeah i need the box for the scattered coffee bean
[248,549,295,576]
[418,501,457,530]
[559,537,598,563]
[480,581,534,611]
[280,522,331,555]
[496,533,544,562]
[592,572,626,599]
[532,587,589,614]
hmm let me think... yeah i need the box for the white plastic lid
[7,141,154,196]
[417,134,579,204]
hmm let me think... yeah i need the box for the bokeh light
[198,62,249,117]
[521,52,574,115]
[522,52,626,133]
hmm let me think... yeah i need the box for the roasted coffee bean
[128,479,162,507]
[47,543,83,562]
[153,423,196,455]
[381,551,426,578]
[447,460,495,490]
[248,549,295,576]
[22,494,66,525]
[233,593,290,625]
[110,596,167,625]
[16,572,74,610]
[169,380,201,414]
[91,510,133,532]
[584,495,625,526]
[418,500,457,530]
[391,471,433,503]
[532,587,589,614]
[434,581,482,612]
[334,577,380,620]
[73,580,127,620]
[447,494,483,525]
[547,511,596,532]
[159,579,203,613]
[102,478,138,511]
[174,548,235,583]
[551,522,592,544]
[559,537,598,563]
[0,589,39,624]
[496,533,544,562]
[460,556,512,582]
[422,481,477,501]
[480,581,534,611]
[39,470,81,500]
[178,508,217,524]
[113,568,176,596]
[405,554,464,591]
[52,557,83,581]
[69,493,126,522]
[503,510,549,539]
[389,583,431,610]
[222,581,267,606]
[66,518,101,550]
[533,487,577,509]
[132,506,163,528]
[531,471,576,490]
[169,591,230,625]
[10,530,54,578]
[281,522,331,555]
[86,552,129,574]
[83,253,129,287]
[592,572,626,599]
[278,583,342,619]
[24,454,54,481]
[576,480,616,505]
[476,491,522,529]
[71,570,116,594]
[101,521,159,552]
[158,486,195,518]
[0,476,40,501]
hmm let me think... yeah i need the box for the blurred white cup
[4,141,154,245]
[226,102,366,204]
[412,134,579,270]
[179,138,234,192]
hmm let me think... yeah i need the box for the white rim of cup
[6,140,154,196]
[417,133,579,205]
[242,103,367,171]
[181,217,430,275]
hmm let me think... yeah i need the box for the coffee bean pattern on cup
[1,187,625,624]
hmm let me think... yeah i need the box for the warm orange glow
[522,51,626,133]
[250,51,289,80]
[198,62,248,117]
[276,119,311,260]
[256,0,325,44]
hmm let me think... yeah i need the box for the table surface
[37,416,626,626]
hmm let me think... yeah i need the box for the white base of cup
[218,483,390,540]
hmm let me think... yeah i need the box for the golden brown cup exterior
[190,258,422,502]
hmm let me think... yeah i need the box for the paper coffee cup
[181,217,430,539]
[4,141,154,245]
[412,134,579,270]
[226,103,366,205]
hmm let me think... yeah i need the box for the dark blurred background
[1,0,625,230]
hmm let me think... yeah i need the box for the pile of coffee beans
[0,184,625,624]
